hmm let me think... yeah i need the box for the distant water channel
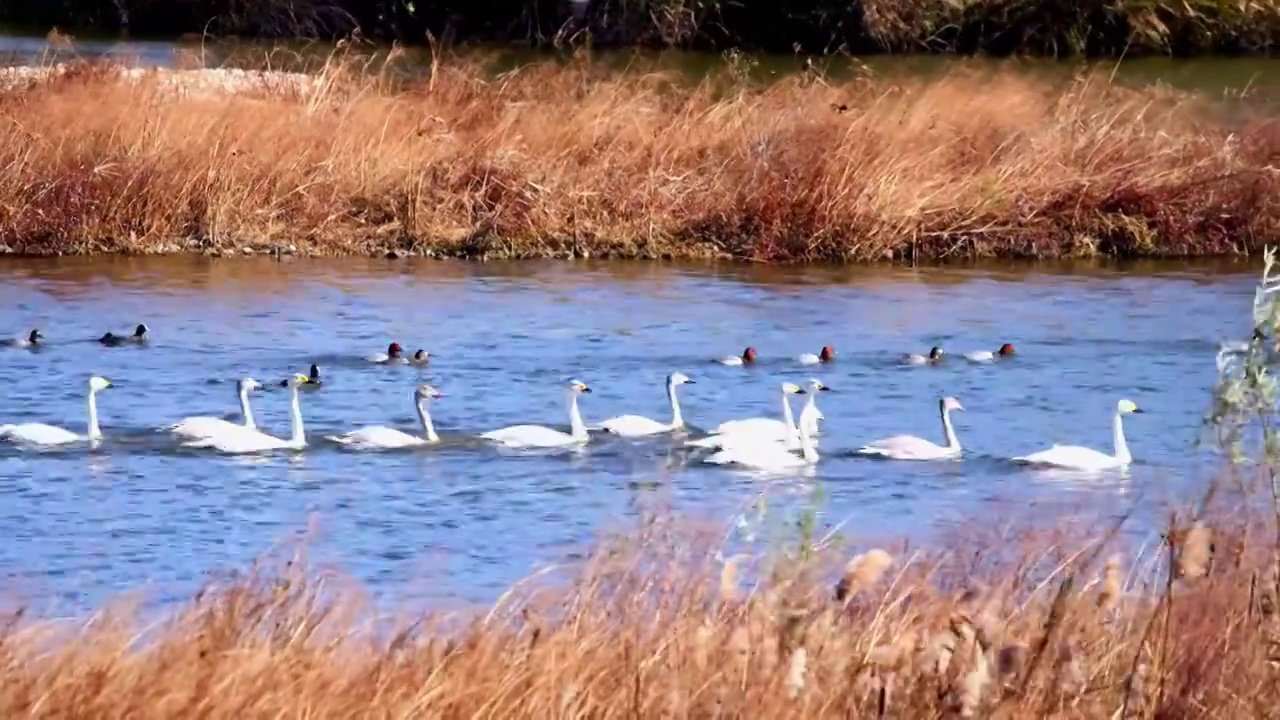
[0,256,1257,612]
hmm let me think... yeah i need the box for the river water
[0,256,1257,612]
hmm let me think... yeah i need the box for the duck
[798,345,835,365]
[703,400,819,471]
[481,380,593,449]
[0,329,42,348]
[965,343,1016,363]
[166,378,262,440]
[408,349,431,365]
[856,397,965,461]
[327,384,444,449]
[717,347,757,366]
[183,374,310,454]
[281,364,322,390]
[368,342,407,365]
[598,372,694,437]
[100,324,148,346]
[0,376,113,445]
[1012,399,1144,471]
[902,346,944,366]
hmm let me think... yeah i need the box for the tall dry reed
[0,53,1275,262]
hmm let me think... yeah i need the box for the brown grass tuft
[0,53,1275,262]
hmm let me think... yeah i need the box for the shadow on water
[0,254,1253,611]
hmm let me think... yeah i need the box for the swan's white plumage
[482,380,592,448]
[704,404,819,471]
[183,374,309,454]
[691,380,826,449]
[1013,399,1143,471]
[328,384,443,450]
[0,375,112,446]
[167,378,261,440]
[857,397,964,461]
[599,372,692,438]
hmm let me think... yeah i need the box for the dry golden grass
[0,508,1274,718]
[0,53,1276,262]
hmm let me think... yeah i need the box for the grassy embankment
[0,52,1276,262]
[0,249,1279,717]
[3,0,1278,55]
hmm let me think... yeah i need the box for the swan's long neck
[781,391,797,439]
[798,413,819,463]
[238,387,256,430]
[667,381,683,428]
[1112,411,1131,464]
[417,399,438,442]
[941,406,960,450]
[567,392,587,439]
[86,389,102,440]
[287,386,305,445]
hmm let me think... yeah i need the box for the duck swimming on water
[717,347,758,366]
[965,343,1016,363]
[799,345,835,365]
[100,324,148,346]
[1,329,42,348]
[282,364,323,389]
[368,342,408,365]
[902,346,944,366]
[409,350,430,365]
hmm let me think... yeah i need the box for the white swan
[0,329,42,348]
[798,346,835,365]
[328,384,443,450]
[717,347,757,366]
[481,380,593,448]
[965,343,1017,363]
[857,397,964,461]
[368,342,408,365]
[690,379,828,449]
[902,347,944,366]
[0,375,113,445]
[1013,399,1144,470]
[183,374,310,454]
[704,403,819,470]
[598,372,693,437]
[165,378,262,440]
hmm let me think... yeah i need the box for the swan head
[28,329,42,344]
[1117,399,1144,415]
[742,347,757,363]
[668,372,693,386]
[997,343,1016,357]
[941,396,964,412]
[566,379,592,395]
[782,382,806,395]
[387,342,403,359]
[237,378,262,393]
[819,345,835,362]
[88,376,113,392]
[929,346,945,361]
[134,324,148,338]
[415,384,444,401]
[807,379,830,393]
[283,373,311,389]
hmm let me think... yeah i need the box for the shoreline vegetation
[0,51,1276,263]
[2,0,1279,56]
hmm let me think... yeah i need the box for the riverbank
[3,0,1278,56]
[0,509,1262,718]
[0,56,1276,262]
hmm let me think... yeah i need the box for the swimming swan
[0,375,113,445]
[902,347,944,366]
[717,347,757,366]
[703,402,819,471]
[691,379,828,448]
[327,384,444,449]
[857,397,965,461]
[1,329,42,348]
[166,378,262,440]
[100,324,148,346]
[368,343,408,365]
[798,346,835,365]
[598,372,694,437]
[1012,399,1144,470]
[481,380,593,448]
[965,343,1016,363]
[183,374,310,453]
